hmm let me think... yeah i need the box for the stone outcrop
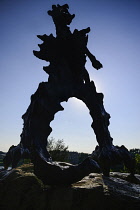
[0,164,140,210]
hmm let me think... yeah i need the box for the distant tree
[130,148,140,155]
[135,154,140,174]
[120,149,140,174]
[129,149,140,174]
[47,137,69,162]
[110,148,140,174]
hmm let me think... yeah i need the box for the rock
[0,164,140,210]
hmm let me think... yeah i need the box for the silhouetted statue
[4,4,135,184]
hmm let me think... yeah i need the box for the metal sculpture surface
[3,4,135,184]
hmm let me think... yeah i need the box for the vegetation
[130,148,140,155]
[134,153,140,174]
[47,137,69,162]
[130,149,140,174]
[47,138,89,164]
[110,148,140,174]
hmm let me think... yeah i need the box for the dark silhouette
[3,4,135,184]
[3,145,30,169]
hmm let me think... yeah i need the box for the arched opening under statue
[50,97,95,153]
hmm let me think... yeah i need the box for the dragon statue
[2,4,135,184]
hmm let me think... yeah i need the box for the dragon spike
[37,34,47,41]
[64,4,69,9]
[52,5,57,9]
[37,35,44,40]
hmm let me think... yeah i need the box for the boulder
[0,164,140,210]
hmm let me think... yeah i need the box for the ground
[0,164,140,210]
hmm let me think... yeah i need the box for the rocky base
[0,164,140,210]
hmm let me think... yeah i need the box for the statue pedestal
[0,164,140,210]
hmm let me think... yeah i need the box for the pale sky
[0,0,140,153]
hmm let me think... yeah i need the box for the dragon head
[48,4,75,27]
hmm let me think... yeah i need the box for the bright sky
[0,0,140,153]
